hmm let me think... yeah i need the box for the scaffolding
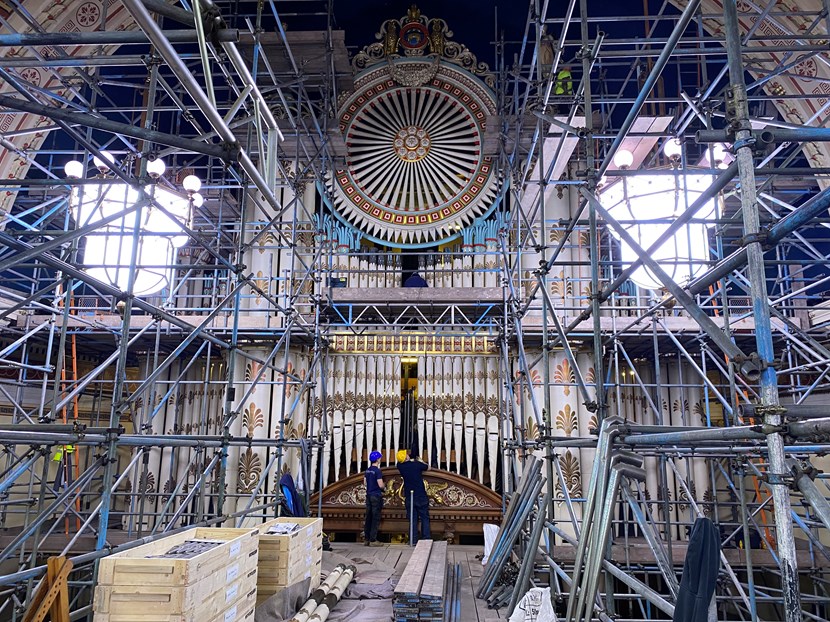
[0,0,829,621]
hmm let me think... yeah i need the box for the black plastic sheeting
[672,517,721,622]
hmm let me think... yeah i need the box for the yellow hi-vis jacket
[555,69,573,96]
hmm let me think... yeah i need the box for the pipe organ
[126,173,714,543]
[319,354,502,489]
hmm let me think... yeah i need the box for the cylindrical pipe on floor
[289,564,346,622]
[507,492,551,616]
[307,565,356,622]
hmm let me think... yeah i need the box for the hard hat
[396,449,408,463]
[369,451,382,463]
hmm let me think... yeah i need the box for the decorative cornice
[311,466,502,511]
[329,333,496,355]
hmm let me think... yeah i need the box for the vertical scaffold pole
[722,2,802,620]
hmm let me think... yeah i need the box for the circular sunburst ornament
[330,60,499,244]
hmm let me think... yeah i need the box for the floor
[328,542,507,622]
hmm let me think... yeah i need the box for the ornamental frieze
[313,467,501,512]
[329,334,496,355]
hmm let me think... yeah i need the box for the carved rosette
[329,7,500,245]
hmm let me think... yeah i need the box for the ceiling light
[662,138,682,161]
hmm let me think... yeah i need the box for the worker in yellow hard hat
[396,448,430,545]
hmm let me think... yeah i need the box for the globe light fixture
[67,159,194,296]
[182,174,202,194]
[64,160,84,180]
[599,171,719,290]
[711,143,730,170]
[191,192,204,208]
[146,157,166,179]
[662,138,683,162]
[92,150,115,173]
[613,149,634,169]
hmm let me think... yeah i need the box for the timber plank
[420,541,447,598]
[394,540,431,597]
[456,563,480,622]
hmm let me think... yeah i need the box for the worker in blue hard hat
[364,450,385,546]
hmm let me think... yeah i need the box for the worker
[364,450,385,546]
[403,271,428,287]
[554,67,573,97]
[396,448,431,544]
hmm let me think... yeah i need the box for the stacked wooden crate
[255,517,323,605]
[393,540,448,622]
[93,527,259,622]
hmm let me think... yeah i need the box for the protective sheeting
[672,517,720,622]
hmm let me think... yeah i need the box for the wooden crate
[93,598,255,622]
[257,517,322,552]
[214,600,255,622]
[257,555,321,586]
[98,528,259,588]
[255,517,322,597]
[94,562,257,616]
[257,544,322,571]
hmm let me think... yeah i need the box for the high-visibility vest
[555,69,573,96]
[52,444,75,462]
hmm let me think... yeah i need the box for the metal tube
[120,0,287,219]
[565,417,623,621]
[574,468,622,622]
[723,3,801,619]
[792,461,830,532]
[0,232,232,350]
[0,29,239,47]
[741,404,830,419]
[697,127,830,144]
[0,451,42,496]
[548,523,676,618]
[686,187,830,296]
[581,188,753,372]
[507,492,550,616]
[595,0,702,178]
[0,94,231,160]
[0,458,103,563]
[620,425,767,445]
